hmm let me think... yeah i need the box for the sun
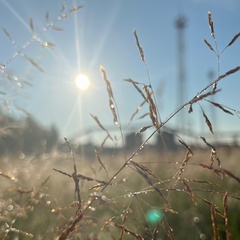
[75,74,90,91]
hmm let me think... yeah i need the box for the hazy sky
[1,0,240,144]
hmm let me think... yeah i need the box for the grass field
[1,145,240,239]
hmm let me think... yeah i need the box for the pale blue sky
[1,0,240,144]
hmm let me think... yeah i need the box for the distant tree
[22,117,59,155]
[0,109,23,155]
[0,112,59,156]
[45,124,59,153]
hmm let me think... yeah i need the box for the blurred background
[0,0,240,155]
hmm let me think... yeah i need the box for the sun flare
[75,74,90,91]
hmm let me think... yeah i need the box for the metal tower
[175,15,187,132]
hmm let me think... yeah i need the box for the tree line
[0,111,58,156]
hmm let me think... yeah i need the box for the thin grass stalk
[64,137,81,208]
[211,205,220,240]
[223,193,232,240]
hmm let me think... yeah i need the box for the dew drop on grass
[0,65,5,72]
[43,42,48,47]
[7,205,13,211]
[23,41,30,49]
[13,52,18,58]
[200,233,206,239]
[193,217,200,223]
[110,104,114,109]
[93,192,102,197]
[101,195,107,201]
[13,75,18,81]
[17,82,23,88]
[18,152,25,159]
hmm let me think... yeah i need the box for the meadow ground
[0,144,239,239]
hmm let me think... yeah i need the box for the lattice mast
[175,15,187,132]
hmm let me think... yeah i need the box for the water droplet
[23,41,30,49]
[42,42,48,47]
[122,178,126,182]
[17,82,23,88]
[13,52,18,58]
[93,192,102,197]
[139,146,144,150]
[200,233,206,240]
[0,65,5,73]
[57,16,62,20]
[176,162,179,165]
[7,205,13,211]
[91,207,96,211]
[43,28,47,32]
[193,217,200,223]
[18,152,25,159]
[13,75,18,81]
[47,201,51,205]
[101,195,107,201]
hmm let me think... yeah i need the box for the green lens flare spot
[146,209,164,223]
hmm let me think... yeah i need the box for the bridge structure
[68,122,239,150]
